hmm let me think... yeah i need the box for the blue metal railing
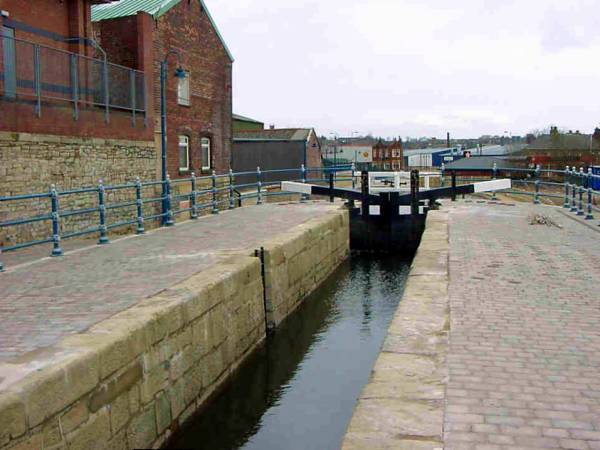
[0,164,352,271]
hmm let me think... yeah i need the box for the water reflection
[166,255,411,450]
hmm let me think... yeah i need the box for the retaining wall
[0,208,349,450]
[341,210,449,450]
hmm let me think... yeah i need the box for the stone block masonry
[0,205,350,450]
[0,132,157,247]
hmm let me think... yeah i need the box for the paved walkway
[446,201,600,450]
[0,202,340,363]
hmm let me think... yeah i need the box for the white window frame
[178,135,190,171]
[201,137,211,171]
[177,72,190,106]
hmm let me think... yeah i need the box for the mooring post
[411,169,420,215]
[586,168,594,220]
[228,168,235,210]
[534,164,541,204]
[256,166,263,205]
[328,172,335,203]
[50,184,63,255]
[577,167,585,216]
[361,170,369,217]
[563,166,570,208]
[190,172,198,219]
[135,177,145,233]
[212,170,219,214]
[97,180,109,244]
[451,170,457,202]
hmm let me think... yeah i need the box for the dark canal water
[167,255,411,450]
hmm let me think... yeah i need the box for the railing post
[212,170,219,214]
[571,166,578,212]
[97,180,109,244]
[256,167,263,205]
[135,177,145,234]
[165,174,174,226]
[440,163,445,187]
[491,162,497,201]
[130,69,136,127]
[190,172,198,219]
[70,54,79,121]
[351,162,356,190]
[228,168,235,210]
[50,184,63,256]
[329,172,334,203]
[563,166,570,208]
[586,168,594,220]
[451,170,457,202]
[300,164,307,202]
[534,164,541,205]
[0,250,3,272]
[34,44,42,118]
[577,167,585,216]
[103,59,110,124]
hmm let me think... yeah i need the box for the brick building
[372,138,404,170]
[92,0,234,177]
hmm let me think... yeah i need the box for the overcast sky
[208,0,600,139]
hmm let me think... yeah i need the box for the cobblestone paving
[0,202,340,361]
[446,201,600,450]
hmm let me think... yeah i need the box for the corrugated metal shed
[91,0,233,61]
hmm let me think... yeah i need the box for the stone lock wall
[0,207,350,450]
[0,132,158,247]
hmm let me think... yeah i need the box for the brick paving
[446,201,600,450]
[0,201,340,362]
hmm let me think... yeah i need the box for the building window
[178,135,189,171]
[177,72,190,105]
[201,137,211,171]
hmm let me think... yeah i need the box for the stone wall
[0,207,350,450]
[0,132,157,247]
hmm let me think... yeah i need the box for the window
[178,136,189,171]
[2,26,16,99]
[177,72,190,105]
[201,137,211,171]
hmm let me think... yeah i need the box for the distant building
[372,139,403,170]
[233,114,264,132]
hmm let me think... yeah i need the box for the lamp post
[160,49,186,226]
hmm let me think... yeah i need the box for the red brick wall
[152,0,233,177]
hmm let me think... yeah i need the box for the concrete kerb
[341,209,449,450]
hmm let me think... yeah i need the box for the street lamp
[160,49,186,226]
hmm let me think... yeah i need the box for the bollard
[0,250,3,272]
[211,170,219,214]
[451,170,457,202]
[256,167,263,205]
[300,164,308,202]
[50,184,63,255]
[577,167,584,216]
[440,163,445,188]
[190,172,198,219]
[586,168,594,220]
[165,174,175,226]
[97,180,109,244]
[491,162,497,200]
[135,177,145,234]
[571,167,577,212]
[229,168,235,210]
[351,163,356,190]
[329,172,334,203]
[534,164,541,205]
[563,166,570,208]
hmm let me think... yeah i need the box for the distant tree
[592,128,600,148]
[550,126,561,147]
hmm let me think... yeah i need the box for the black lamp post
[160,49,186,226]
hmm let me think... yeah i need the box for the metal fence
[0,165,352,271]
[441,164,600,222]
[0,35,145,123]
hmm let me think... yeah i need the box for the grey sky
[208,0,600,138]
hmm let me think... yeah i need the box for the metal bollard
[135,177,145,233]
[229,168,235,210]
[300,164,308,202]
[571,167,577,212]
[577,167,584,216]
[491,162,497,201]
[50,184,63,255]
[563,166,570,208]
[534,164,541,205]
[211,170,219,214]
[256,166,263,205]
[351,163,356,190]
[165,174,175,226]
[190,172,198,219]
[586,168,594,220]
[97,180,109,244]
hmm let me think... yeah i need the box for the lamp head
[174,67,187,79]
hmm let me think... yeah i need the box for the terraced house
[92,0,234,178]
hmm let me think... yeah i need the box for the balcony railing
[0,35,146,124]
